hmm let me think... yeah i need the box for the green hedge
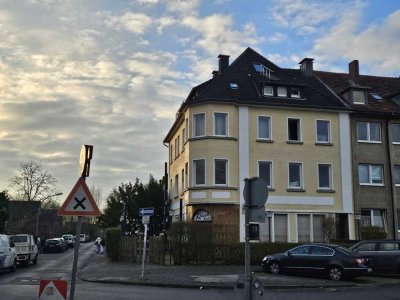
[361,226,387,240]
[105,227,121,261]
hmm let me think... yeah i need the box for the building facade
[164,48,358,242]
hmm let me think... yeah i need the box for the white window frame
[392,123,400,144]
[193,159,206,186]
[277,86,287,97]
[258,160,273,188]
[214,112,228,136]
[317,163,333,190]
[214,158,228,186]
[358,164,384,186]
[356,122,382,143]
[288,162,303,189]
[257,116,272,140]
[316,119,331,144]
[361,209,387,230]
[263,85,273,96]
[288,118,301,142]
[193,113,206,137]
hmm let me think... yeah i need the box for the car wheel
[328,265,343,281]
[268,261,282,275]
[10,260,16,272]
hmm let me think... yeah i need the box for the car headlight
[262,256,270,263]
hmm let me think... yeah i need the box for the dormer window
[253,63,273,78]
[277,86,287,97]
[352,90,366,104]
[263,85,273,96]
[290,88,301,98]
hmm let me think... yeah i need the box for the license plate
[367,268,372,272]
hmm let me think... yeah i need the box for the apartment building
[164,47,357,243]
[317,62,400,239]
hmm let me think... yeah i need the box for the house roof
[315,71,400,114]
[164,47,348,142]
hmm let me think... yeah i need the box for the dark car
[43,239,65,253]
[350,240,400,274]
[261,244,371,280]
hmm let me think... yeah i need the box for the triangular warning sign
[38,279,67,299]
[58,177,101,216]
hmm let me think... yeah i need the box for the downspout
[386,119,397,239]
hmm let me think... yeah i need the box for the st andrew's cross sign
[58,177,100,216]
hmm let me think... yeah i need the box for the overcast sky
[0,0,399,206]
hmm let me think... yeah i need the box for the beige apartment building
[164,48,355,242]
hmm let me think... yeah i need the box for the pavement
[78,251,400,290]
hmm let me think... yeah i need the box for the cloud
[164,0,200,16]
[104,12,152,34]
[312,9,400,75]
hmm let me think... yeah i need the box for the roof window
[253,63,273,78]
[290,88,301,98]
[370,93,383,101]
[352,90,366,104]
[230,83,239,90]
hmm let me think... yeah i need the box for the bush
[105,227,121,261]
[361,226,387,240]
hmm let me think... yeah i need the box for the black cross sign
[73,197,86,210]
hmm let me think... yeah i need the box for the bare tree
[9,161,60,203]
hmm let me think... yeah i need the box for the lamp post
[35,192,63,237]
[266,211,273,243]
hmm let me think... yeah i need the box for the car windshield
[13,236,28,243]
[0,236,9,247]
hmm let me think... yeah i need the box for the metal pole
[141,223,148,279]
[69,216,81,300]
[244,178,251,300]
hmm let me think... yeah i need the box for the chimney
[218,54,230,74]
[349,60,359,79]
[299,58,314,76]
[212,70,219,78]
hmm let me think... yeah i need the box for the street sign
[58,177,101,216]
[142,215,150,224]
[38,279,67,299]
[79,145,93,177]
[243,177,268,208]
[139,207,154,216]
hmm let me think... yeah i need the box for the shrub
[105,227,121,261]
[361,226,387,240]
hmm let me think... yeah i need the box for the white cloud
[105,12,152,34]
[163,0,200,16]
[156,16,177,34]
[312,10,400,75]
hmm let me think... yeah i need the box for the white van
[62,234,75,248]
[0,234,17,272]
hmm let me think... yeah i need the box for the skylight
[230,83,239,90]
[253,63,273,78]
[370,93,383,101]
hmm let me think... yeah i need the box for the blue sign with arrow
[139,207,154,216]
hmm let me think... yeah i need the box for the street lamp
[266,211,273,243]
[35,192,63,237]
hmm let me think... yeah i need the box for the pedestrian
[95,237,103,254]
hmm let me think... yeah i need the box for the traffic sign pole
[244,178,251,300]
[141,222,148,279]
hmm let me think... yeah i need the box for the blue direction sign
[139,207,154,216]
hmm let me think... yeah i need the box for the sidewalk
[78,252,400,290]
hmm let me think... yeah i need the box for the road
[1,243,400,300]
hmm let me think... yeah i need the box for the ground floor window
[297,214,325,243]
[274,214,288,242]
[361,208,386,230]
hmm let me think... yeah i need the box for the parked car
[350,240,400,274]
[79,234,89,243]
[0,234,17,272]
[43,239,66,253]
[261,243,371,280]
[11,234,38,267]
[56,238,68,252]
[62,234,75,248]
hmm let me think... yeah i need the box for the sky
[0,0,399,207]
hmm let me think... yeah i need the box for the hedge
[105,227,121,261]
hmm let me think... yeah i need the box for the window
[181,169,184,193]
[258,161,272,187]
[290,88,300,98]
[177,136,180,155]
[170,145,173,162]
[291,245,311,255]
[230,83,238,90]
[356,122,381,142]
[263,85,273,96]
[277,86,287,97]
[274,214,288,242]
[358,164,383,185]
[253,63,272,78]
[214,112,228,136]
[312,215,325,242]
[353,90,366,104]
[288,118,301,142]
[174,138,178,158]
[381,242,399,251]
[193,113,205,137]
[318,164,332,189]
[361,209,386,229]
[214,159,228,185]
[316,120,330,143]
[182,128,186,144]
[288,162,303,189]
[397,209,400,230]
[185,162,188,189]
[394,166,400,186]
[193,159,205,186]
[311,246,334,256]
[355,242,376,251]
[298,215,310,242]
[185,118,189,140]
[392,124,400,143]
[258,116,271,140]
[174,174,178,196]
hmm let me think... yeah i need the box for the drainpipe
[386,119,398,239]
